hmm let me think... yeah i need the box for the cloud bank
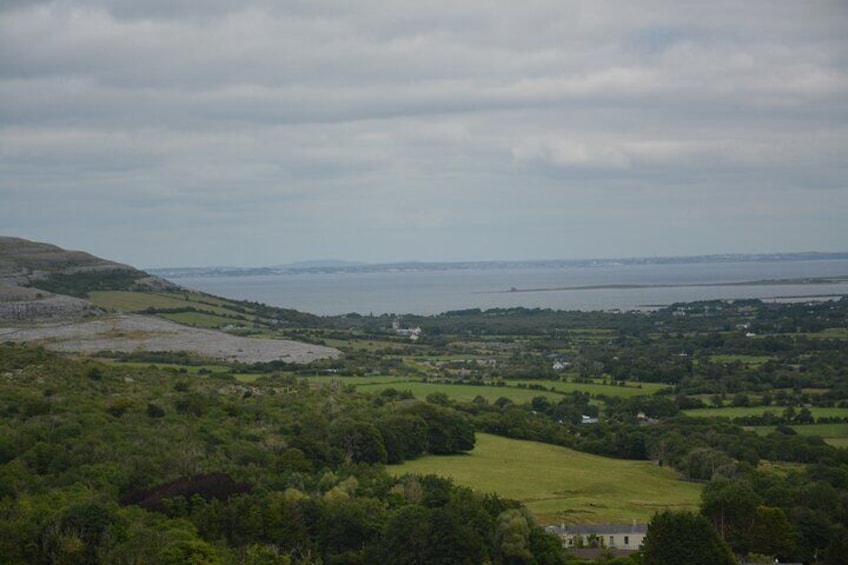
[2,1,846,266]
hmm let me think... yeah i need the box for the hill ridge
[0,236,340,363]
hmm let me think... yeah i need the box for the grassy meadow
[708,354,774,366]
[355,381,564,404]
[807,327,848,340]
[302,375,414,386]
[389,433,702,526]
[88,290,236,315]
[156,311,239,328]
[747,422,848,447]
[683,406,848,420]
[327,376,665,405]
[511,379,669,399]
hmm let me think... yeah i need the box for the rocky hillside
[0,236,174,296]
[0,237,340,363]
[0,237,176,322]
[0,236,129,273]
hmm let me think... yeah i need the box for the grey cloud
[1,0,846,266]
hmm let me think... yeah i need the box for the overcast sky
[2,1,847,268]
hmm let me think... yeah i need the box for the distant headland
[149,251,848,279]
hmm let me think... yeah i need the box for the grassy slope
[356,381,565,404]
[0,236,129,272]
[352,379,664,404]
[389,432,701,525]
[88,290,237,315]
[510,379,668,398]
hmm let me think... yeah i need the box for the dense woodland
[0,344,562,564]
[2,295,848,563]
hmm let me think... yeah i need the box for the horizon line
[144,250,848,272]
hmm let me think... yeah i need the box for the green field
[389,433,701,525]
[339,377,660,404]
[157,311,239,329]
[233,373,267,383]
[89,290,238,316]
[683,406,848,420]
[512,379,667,399]
[827,438,848,448]
[808,328,848,340]
[302,375,416,386]
[323,339,418,352]
[568,329,617,343]
[708,354,774,365]
[747,423,848,448]
[355,381,565,404]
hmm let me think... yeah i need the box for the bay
[173,259,848,316]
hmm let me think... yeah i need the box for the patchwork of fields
[38,290,848,500]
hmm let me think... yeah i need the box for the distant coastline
[482,275,848,295]
[150,251,848,279]
[165,258,848,316]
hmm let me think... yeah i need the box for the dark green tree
[641,510,736,565]
[381,505,432,565]
[700,478,761,553]
[329,419,387,464]
[495,509,532,564]
[747,505,796,560]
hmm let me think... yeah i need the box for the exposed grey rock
[0,236,339,364]
[0,314,340,364]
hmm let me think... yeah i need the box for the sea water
[170,259,848,316]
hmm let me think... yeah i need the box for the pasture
[389,433,701,525]
[683,406,848,420]
[511,379,667,399]
[747,422,848,448]
[302,375,415,386]
[323,338,418,352]
[89,290,237,316]
[708,354,774,366]
[157,311,238,329]
[808,328,848,340]
[348,377,661,405]
[355,381,564,404]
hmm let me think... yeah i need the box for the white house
[392,319,422,340]
[544,523,647,552]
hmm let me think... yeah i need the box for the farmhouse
[392,319,422,341]
[545,523,647,554]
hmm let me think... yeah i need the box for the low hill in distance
[151,250,848,279]
[0,236,339,363]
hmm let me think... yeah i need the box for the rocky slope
[0,236,174,294]
[0,314,339,364]
[0,236,176,322]
[0,237,340,363]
